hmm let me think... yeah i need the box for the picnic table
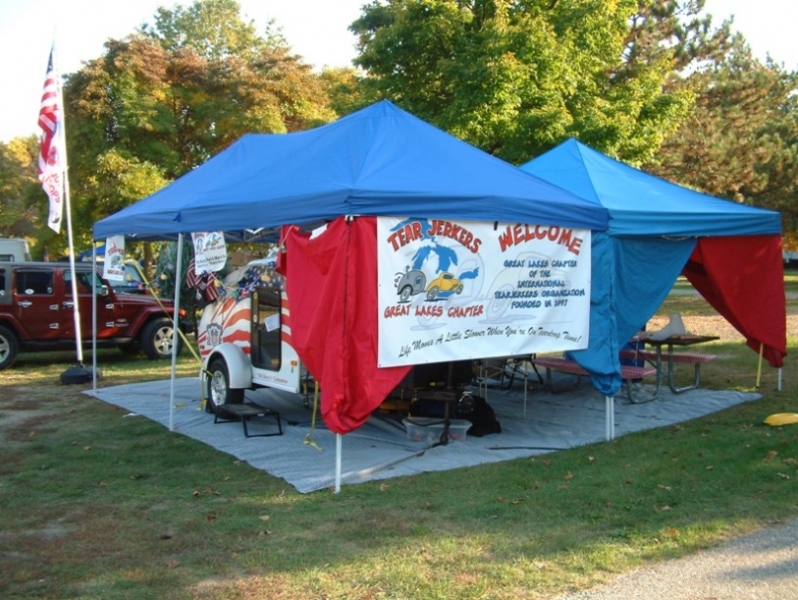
[631,334,719,394]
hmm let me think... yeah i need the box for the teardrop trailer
[198,260,305,413]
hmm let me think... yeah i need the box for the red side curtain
[682,235,786,368]
[280,217,411,434]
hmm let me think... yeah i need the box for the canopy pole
[778,368,783,392]
[91,245,98,393]
[756,343,764,389]
[169,234,184,432]
[605,396,615,441]
[335,433,342,493]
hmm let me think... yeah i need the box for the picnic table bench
[633,349,717,394]
[531,356,659,404]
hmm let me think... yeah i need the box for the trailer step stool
[214,402,283,438]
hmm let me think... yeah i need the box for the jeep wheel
[0,325,19,370]
[206,358,244,412]
[141,318,183,360]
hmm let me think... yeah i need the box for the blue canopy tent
[521,138,786,396]
[93,102,611,443]
[94,101,607,241]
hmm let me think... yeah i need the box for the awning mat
[85,378,760,493]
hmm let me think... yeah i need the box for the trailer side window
[251,286,282,371]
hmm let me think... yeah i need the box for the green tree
[61,0,337,251]
[350,0,723,164]
[649,33,798,238]
[320,67,372,116]
[0,137,41,239]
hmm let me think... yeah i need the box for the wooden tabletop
[641,334,720,347]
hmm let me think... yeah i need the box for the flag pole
[39,43,92,384]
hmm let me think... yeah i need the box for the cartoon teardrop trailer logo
[394,267,464,302]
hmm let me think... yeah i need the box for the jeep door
[11,266,61,341]
[62,267,117,340]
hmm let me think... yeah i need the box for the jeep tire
[0,325,19,371]
[141,318,182,360]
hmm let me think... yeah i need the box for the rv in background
[0,238,31,262]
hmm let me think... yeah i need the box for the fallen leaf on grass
[564,472,573,481]
[165,560,180,569]
[777,473,791,480]
[380,483,389,492]
[206,512,217,520]
[764,450,779,462]
[259,515,270,522]
[663,527,679,536]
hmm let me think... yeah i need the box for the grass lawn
[1,287,796,599]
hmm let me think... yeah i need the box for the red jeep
[0,261,185,370]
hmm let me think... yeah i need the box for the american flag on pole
[38,46,64,233]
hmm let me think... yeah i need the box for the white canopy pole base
[605,396,615,441]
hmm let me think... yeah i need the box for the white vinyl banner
[377,217,592,367]
[191,231,227,273]
[102,235,126,282]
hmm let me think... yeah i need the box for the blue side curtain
[567,233,697,396]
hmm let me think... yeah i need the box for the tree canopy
[350,0,729,164]
[649,33,798,238]
[2,0,796,254]
[58,0,336,253]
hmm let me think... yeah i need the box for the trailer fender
[202,343,253,390]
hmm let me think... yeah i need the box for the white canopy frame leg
[169,234,184,432]
[335,434,342,493]
[91,246,98,393]
[605,396,615,441]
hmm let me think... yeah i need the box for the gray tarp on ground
[85,377,761,494]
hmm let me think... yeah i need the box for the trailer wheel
[206,358,244,412]
[0,325,20,371]
[141,318,183,360]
